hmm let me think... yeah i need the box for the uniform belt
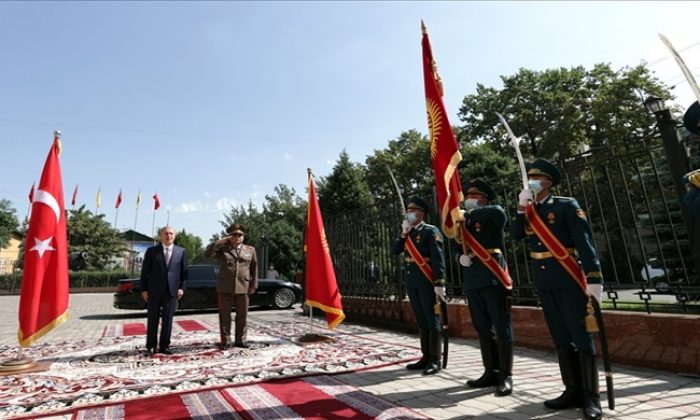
[405,256,431,263]
[467,248,502,257]
[530,248,575,260]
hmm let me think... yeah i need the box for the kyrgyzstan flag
[115,189,123,209]
[153,192,160,210]
[421,21,464,239]
[18,133,69,347]
[304,171,345,329]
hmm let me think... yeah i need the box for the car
[113,264,303,311]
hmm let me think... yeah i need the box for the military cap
[465,179,496,201]
[527,158,561,186]
[406,196,429,213]
[226,223,246,235]
[684,101,700,135]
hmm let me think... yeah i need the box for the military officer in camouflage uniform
[391,196,446,375]
[459,179,514,396]
[510,159,604,420]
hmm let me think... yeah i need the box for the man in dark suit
[205,223,258,349]
[140,226,188,355]
[510,159,603,420]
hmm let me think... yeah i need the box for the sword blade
[496,112,529,190]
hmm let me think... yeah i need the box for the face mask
[406,212,418,224]
[463,198,480,211]
[528,179,543,194]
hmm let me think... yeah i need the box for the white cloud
[284,153,294,161]
[215,197,237,212]
[326,158,335,166]
[177,200,204,213]
[204,192,211,198]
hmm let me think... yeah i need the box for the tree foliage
[457,63,673,160]
[0,199,19,249]
[317,150,374,219]
[66,206,127,270]
[174,229,204,264]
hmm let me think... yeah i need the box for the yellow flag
[96,187,102,208]
[135,190,141,209]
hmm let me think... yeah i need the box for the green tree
[174,229,204,264]
[66,206,127,270]
[317,150,374,219]
[457,63,673,160]
[0,199,19,249]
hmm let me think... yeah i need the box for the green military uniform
[391,196,446,375]
[459,179,513,396]
[510,159,603,420]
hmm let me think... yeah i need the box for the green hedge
[0,270,132,294]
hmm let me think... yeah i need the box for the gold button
[540,265,546,269]
[537,242,542,245]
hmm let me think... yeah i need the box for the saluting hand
[141,291,148,302]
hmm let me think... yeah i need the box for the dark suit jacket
[140,244,188,297]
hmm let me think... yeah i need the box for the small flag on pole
[115,189,123,209]
[71,185,78,206]
[153,193,160,211]
[28,183,35,203]
[96,187,102,209]
[135,190,141,209]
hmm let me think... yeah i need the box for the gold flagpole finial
[53,130,62,156]
[307,168,313,176]
[421,20,427,35]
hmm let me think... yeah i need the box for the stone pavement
[1,293,699,420]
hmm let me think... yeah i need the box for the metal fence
[326,133,700,316]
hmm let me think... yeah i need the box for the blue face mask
[528,179,543,194]
[463,198,480,211]
[406,212,418,224]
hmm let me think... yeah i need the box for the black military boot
[496,340,513,396]
[579,352,603,420]
[545,348,582,409]
[467,338,498,388]
[422,330,442,375]
[406,330,429,370]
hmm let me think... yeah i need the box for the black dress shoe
[159,348,173,355]
[218,343,228,350]
[146,348,155,356]
[234,342,249,348]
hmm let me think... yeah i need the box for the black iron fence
[326,133,700,315]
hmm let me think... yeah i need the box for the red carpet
[101,319,218,337]
[38,375,427,419]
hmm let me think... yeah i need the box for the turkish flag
[421,22,464,239]
[71,184,78,206]
[28,183,35,203]
[153,193,160,210]
[18,134,69,347]
[115,189,123,209]
[304,171,345,329]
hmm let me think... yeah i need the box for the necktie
[165,247,171,266]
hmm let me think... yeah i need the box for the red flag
[153,193,160,210]
[28,183,35,203]
[18,134,69,347]
[71,184,78,206]
[421,21,464,239]
[115,189,123,209]
[305,171,345,329]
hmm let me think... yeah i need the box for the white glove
[587,283,603,303]
[518,189,534,207]
[434,286,446,302]
[401,220,411,235]
[459,254,473,267]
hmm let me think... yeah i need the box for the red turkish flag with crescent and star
[153,193,160,210]
[304,171,345,329]
[18,134,69,347]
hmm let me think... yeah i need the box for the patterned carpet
[35,375,428,419]
[0,319,420,418]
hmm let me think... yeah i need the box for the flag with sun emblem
[421,21,464,239]
[18,132,69,347]
[304,170,345,329]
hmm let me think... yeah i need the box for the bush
[0,270,132,294]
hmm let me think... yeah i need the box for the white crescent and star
[29,188,61,259]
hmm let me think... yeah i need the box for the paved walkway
[1,293,699,419]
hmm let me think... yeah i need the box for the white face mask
[406,212,418,224]
[463,198,480,211]
[528,179,544,194]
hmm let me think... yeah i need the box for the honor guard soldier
[510,159,604,420]
[683,102,700,220]
[391,196,446,375]
[458,179,514,396]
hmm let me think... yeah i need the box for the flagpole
[151,210,156,245]
[114,207,119,229]
[166,209,170,226]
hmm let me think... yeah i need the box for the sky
[2,1,700,243]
